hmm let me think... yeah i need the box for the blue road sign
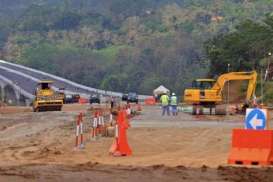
[245,108,267,130]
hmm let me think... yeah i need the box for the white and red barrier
[110,113,113,122]
[98,111,104,135]
[74,106,141,150]
[75,112,84,149]
[91,111,98,140]
[90,110,107,140]
[124,103,142,118]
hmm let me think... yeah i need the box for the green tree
[206,15,273,76]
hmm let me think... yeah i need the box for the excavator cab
[192,79,215,89]
[184,78,221,106]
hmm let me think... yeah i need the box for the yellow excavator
[183,71,257,114]
[32,80,64,112]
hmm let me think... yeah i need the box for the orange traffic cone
[109,110,132,156]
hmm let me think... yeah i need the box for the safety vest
[160,95,169,106]
[170,96,177,106]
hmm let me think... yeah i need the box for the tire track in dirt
[1,163,273,182]
[0,114,71,165]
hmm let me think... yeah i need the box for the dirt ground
[0,104,272,182]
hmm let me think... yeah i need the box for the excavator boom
[212,71,257,100]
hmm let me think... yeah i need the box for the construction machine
[183,71,257,114]
[32,80,63,112]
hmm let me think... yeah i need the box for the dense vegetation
[1,0,273,96]
[205,14,273,102]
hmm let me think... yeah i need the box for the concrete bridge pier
[0,81,5,104]
[3,84,19,106]
[0,80,28,106]
[18,94,29,106]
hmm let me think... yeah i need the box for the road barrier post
[110,113,113,122]
[75,112,84,149]
[91,111,99,140]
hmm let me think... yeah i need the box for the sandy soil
[0,104,272,181]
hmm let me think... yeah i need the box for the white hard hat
[172,92,175,96]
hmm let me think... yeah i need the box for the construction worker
[160,93,170,116]
[170,92,178,116]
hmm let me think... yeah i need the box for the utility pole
[79,0,86,14]
[226,63,230,115]
[0,86,4,104]
[262,52,271,105]
[265,52,272,81]
[63,0,71,12]
[261,69,264,105]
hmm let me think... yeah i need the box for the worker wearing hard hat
[160,92,170,116]
[170,92,178,116]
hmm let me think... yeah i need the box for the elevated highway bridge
[0,60,148,106]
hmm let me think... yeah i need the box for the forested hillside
[1,0,273,94]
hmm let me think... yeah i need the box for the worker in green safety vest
[160,93,170,116]
[170,92,178,116]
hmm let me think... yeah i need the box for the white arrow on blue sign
[245,108,267,130]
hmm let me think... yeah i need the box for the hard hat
[172,92,175,96]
